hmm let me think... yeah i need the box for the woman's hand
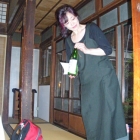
[69,75,75,79]
[74,43,89,54]
[74,42,106,56]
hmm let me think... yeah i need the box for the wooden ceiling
[0,0,89,35]
[15,0,85,35]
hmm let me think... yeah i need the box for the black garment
[65,22,112,61]
[65,23,127,140]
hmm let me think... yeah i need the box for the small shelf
[12,88,37,119]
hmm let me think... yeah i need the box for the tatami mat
[7,123,85,140]
[8,117,47,124]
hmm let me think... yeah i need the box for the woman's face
[64,12,79,31]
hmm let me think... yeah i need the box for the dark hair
[55,4,78,38]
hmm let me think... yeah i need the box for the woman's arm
[74,42,106,55]
[89,22,112,55]
[75,23,112,56]
[85,47,106,55]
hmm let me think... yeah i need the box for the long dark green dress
[66,23,127,140]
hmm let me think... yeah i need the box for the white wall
[32,49,39,117]
[38,85,50,122]
[9,47,39,117]
[9,47,20,117]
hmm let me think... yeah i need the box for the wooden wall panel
[54,110,68,128]
[69,114,86,137]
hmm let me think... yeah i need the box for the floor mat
[10,123,85,140]
[8,117,48,124]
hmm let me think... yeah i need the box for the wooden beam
[121,25,125,102]
[40,37,52,49]
[0,0,9,3]
[132,1,140,140]
[7,1,24,35]
[20,0,36,120]
[36,0,43,8]
[95,0,102,12]
[74,0,92,10]
[50,25,56,123]
[98,0,128,16]
[0,23,7,34]
[3,124,13,138]
[2,35,12,124]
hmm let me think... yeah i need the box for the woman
[55,4,127,140]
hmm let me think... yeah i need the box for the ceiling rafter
[35,0,61,28]
[36,0,43,8]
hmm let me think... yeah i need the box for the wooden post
[2,36,12,124]
[132,1,140,140]
[50,25,56,123]
[20,0,36,120]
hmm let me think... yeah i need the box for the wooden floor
[4,117,85,140]
[5,118,129,140]
[5,123,85,140]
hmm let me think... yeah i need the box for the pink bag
[11,119,43,140]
